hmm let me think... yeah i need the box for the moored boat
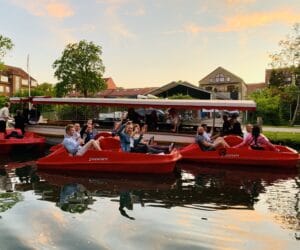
[0,129,46,154]
[37,137,181,174]
[180,135,300,168]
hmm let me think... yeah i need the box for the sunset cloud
[183,23,203,34]
[99,0,137,40]
[10,0,74,19]
[181,8,300,35]
[216,9,300,32]
[225,0,256,5]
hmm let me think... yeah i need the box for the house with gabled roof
[198,66,247,100]
[0,65,38,96]
[149,81,220,99]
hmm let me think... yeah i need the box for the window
[205,86,213,91]
[215,74,225,83]
[0,75,8,82]
[22,79,28,85]
[31,80,37,87]
[15,80,20,91]
[0,86,4,92]
[6,86,10,93]
[226,77,230,82]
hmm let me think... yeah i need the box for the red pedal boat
[37,137,182,174]
[180,135,300,168]
[0,129,46,154]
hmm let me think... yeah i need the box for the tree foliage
[250,88,281,125]
[53,40,106,97]
[269,23,300,125]
[0,35,14,70]
[14,83,55,97]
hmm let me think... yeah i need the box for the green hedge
[264,131,300,150]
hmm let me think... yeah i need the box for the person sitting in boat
[83,123,102,144]
[14,110,26,135]
[243,123,253,139]
[220,114,231,136]
[233,125,277,151]
[228,113,243,137]
[116,121,145,152]
[63,124,101,156]
[199,124,212,142]
[195,127,230,151]
[80,119,93,138]
[132,124,174,154]
[73,123,81,141]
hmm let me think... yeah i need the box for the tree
[14,83,55,97]
[269,23,300,125]
[250,88,282,125]
[53,40,106,97]
[0,35,14,70]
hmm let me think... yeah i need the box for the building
[246,82,267,96]
[0,65,37,96]
[149,81,216,99]
[198,66,247,100]
[68,77,118,97]
[265,68,298,85]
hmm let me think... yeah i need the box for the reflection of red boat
[180,135,300,168]
[37,137,181,174]
[0,129,46,154]
[38,171,177,192]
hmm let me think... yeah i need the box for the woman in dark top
[14,110,26,134]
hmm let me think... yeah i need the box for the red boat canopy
[12,97,256,111]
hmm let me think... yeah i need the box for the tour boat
[0,129,46,154]
[37,137,181,174]
[180,135,300,168]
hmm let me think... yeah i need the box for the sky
[0,0,300,88]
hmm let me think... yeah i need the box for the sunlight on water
[0,155,299,249]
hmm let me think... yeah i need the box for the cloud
[178,8,300,35]
[216,8,300,32]
[183,23,203,34]
[10,0,74,19]
[225,0,256,5]
[98,0,137,40]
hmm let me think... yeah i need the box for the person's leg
[213,137,230,148]
[0,121,6,133]
[77,139,101,156]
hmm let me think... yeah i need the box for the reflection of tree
[56,183,95,214]
[0,192,23,213]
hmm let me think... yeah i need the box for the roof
[10,97,256,111]
[103,77,117,89]
[150,81,212,96]
[96,87,158,98]
[1,65,36,81]
[199,66,245,85]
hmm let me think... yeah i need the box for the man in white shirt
[0,102,11,133]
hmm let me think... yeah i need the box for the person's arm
[116,124,126,135]
[259,136,278,151]
[232,134,250,148]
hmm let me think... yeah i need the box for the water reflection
[58,183,95,213]
[1,162,299,235]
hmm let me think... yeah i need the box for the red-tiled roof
[103,77,117,89]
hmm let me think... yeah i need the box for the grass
[264,131,300,150]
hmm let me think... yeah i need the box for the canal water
[0,152,299,250]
